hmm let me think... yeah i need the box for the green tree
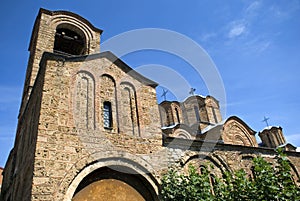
[160,149,300,201]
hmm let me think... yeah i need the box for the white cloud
[245,1,262,16]
[228,22,247,38]
[226,1,262,39]
[243,38,272,54]
[200,32,217,42]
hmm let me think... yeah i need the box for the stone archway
[64,157,160,201]
[71,165,157,201]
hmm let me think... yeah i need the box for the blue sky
[0,0,300,167]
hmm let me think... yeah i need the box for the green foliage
[161,164,214,201]
[160,149,300,201]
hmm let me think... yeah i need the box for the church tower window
[54,27,85,56]
[103,101,112,129]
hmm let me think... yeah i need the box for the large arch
[222,116,257,147]
[63,157,159,201]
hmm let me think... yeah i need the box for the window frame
[103,101,113,129]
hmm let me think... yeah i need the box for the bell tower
[258,126,286,148]
[19,8,103,118]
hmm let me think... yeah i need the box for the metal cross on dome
[161,88,169,101]
[262,116,270,127]
[189,88,196,95]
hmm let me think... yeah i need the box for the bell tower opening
[53,25,86,56]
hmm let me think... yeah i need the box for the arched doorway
[71,165,158,201]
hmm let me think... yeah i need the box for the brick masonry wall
[28,53,162,200]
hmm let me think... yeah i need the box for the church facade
[1,9,299,201]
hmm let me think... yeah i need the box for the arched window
[175,107,180,124]
[103,102,112,129]
[54,27,85,55]
[210,174,216,195]
[194,106,201,122]
[212,107,218,123]
[120,83,140,136]
[167,108,174,126]
[74,71,95,130]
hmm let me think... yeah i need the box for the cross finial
[262,116,270,127]
[161,88,168,101]
[189,88,196,96]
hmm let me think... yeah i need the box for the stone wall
[0,54,44,200]
[25,51,161,200]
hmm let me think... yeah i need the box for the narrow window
[103,102,112,128]
[212,107,218,123]
[167,108,174,126]
[175,107,180,124]
[194,106,201,122]
[266,133,273,147]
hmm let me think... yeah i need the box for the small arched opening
[54,24,86,56]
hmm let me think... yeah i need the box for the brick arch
[239,154,256,178]
[71,164,158,201]
[235,134,247,145]
[172,128,192,139]
[120,82,140,136]
[204,96,219,108]
[159,101,176,127]
[56,151,160,201]
[101,74,116,85]
[205,96,221,123]
[170,102,182,124]
[53,23,87,55]
[100,74,118,132]
[46,10,100,55]
[73,71,96,130]
[222,116,257,147]
[287,160,300,185]
[180,153,231,175]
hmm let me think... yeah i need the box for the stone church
[1,8,299,201]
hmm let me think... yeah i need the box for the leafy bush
[161,149,300,201]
